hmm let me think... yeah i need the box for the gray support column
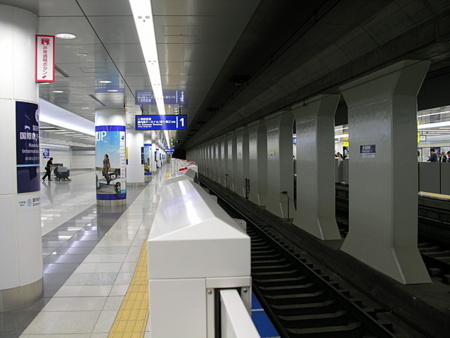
[227,132,235,191]
[340,60,431,284]
[248,121,267,206]
[220,135,227,186]
[293,95,341,240]
[235,128,245,197]
[126,130,144,185]
[266,112,295,219]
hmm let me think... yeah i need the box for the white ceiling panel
[77,0,132,16]
[39,17,99,44]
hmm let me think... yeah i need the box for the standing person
[102,154,111,185]
[427,148,438,162]
[42,157,54,181]
[441,152,447,162]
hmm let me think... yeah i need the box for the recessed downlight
[56,33,76,39]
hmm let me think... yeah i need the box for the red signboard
[35,35,55,82]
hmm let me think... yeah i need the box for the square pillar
[265,112,295,219]
[340,60,431,284]
[248,121,268,206]
[293,95,341,240]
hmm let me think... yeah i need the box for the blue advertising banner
[135,115,187,130]
[95,125,126,200]
[135,90,186,105]
[16,101,40,193]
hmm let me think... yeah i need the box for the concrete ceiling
[2,0,450,154]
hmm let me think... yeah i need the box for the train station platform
[0,166,278,337]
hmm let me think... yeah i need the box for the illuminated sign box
[136,115,187,130]
[35,35,55,82]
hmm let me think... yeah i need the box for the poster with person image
[95,125,126,200]
[144,143,151,175]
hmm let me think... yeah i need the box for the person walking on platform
[42,157,55,181]
[440,152,447,162]
[427,149,438,162]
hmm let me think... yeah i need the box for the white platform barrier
[221,289,260,338]
[148,177,258,338]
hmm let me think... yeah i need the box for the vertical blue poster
[95,125,126,200]
[16,101,40,193]
[144,143,151,175]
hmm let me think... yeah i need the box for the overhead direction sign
[136,90,186,105]
[135,115,187,130]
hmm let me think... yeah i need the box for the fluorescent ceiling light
[129,0,168,145]
[335,134,349,139]
[56,33,76,39]
[39,99,95,136]
[53,90,64,93]
[99,80,112,84]
[418,121,450,129]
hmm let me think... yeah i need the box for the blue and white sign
[360,144,376,158]
[136,90,186,105]
[16,101,40,193]
[42,148,50,158]
[166,149,175,155]
[136,115,187,130]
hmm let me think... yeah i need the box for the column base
[97,199,127,207]
[0,278,43,312]
[294,215,341,240]
[341,231,431,284]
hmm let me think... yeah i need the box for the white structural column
[214,138,220,182]
[235,128,245,197]
[227,132,235,191]
[248,121,268,206]
[0,5,42,311]
[127,130,145,184]
[340,60,431,284]
[95,108,127,206]
[293,95,341,240]
[220,135,227,186]
[265,112,295,218]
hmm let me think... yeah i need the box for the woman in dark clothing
[42,157,54,181]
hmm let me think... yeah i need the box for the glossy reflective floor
[0,168,163,338]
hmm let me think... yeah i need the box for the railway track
[204,187,415,337]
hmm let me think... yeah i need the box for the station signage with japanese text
[35,35,55,82]
[135,115,187,130]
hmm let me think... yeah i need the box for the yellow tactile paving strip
[109,240,149,338]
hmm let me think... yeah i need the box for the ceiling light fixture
[52,90,64,93]
[99,80,112,84]
[107,89,119,92]
[129,0,169,145]
[56,33,77,39]
[76,52,88,56]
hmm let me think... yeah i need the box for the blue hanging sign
[136,115,187,130]
[135,90,186,105]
